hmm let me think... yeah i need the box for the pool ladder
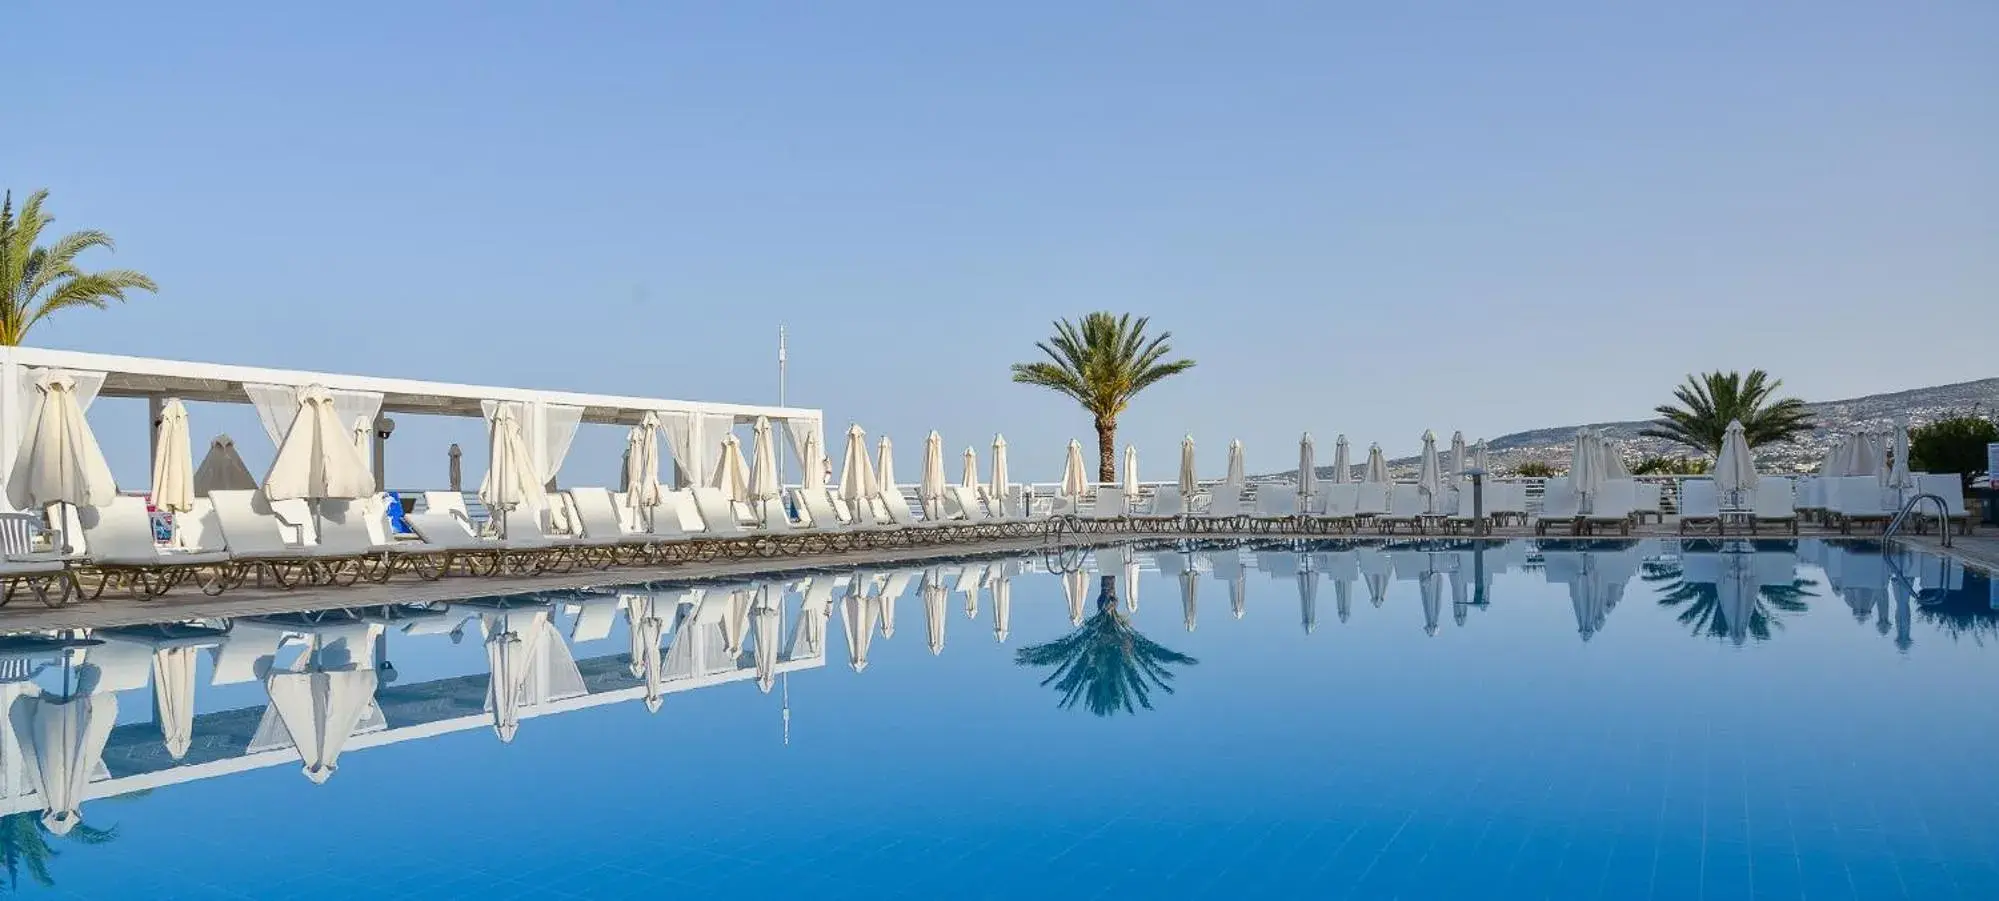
[1882,493,1951,548]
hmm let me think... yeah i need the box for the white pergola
[0,346,824,492]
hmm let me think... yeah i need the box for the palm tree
[1640,370,1812,457]
[0,189,157,346]
[0,811,116,890]
[1015,575,1197,716]
[1641,559,1816,642]
[1011,313,1195,482]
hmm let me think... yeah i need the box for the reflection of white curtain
[17,368,107,417]
[659,412,696,488]
[782,417,823,479]
[539,404,583,487]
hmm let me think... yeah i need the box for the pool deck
[2,517,1985,634]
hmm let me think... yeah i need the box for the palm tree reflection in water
[1643,559,1816,642]
[1015,576,1198,716]
[0,811,115,891]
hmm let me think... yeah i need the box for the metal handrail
[1883,493,1951,547]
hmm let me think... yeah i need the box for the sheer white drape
[479,400,584,490]
[538,404,583,487]
[782,417,823,481]
[245,383,382,449]
[17,368,106,416]
[244,384,301,445]
[698,414,736,484]
[658,412,696,488]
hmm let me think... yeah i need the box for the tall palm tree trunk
[1095,416,1117,483]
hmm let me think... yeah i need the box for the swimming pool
[1,538,1992,899]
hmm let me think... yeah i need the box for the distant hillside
[1292,378,1999,479]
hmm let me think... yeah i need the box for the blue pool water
[1,538,1994,899]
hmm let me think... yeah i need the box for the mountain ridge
[1331,377,1999,477]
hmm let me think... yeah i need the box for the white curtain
[538,404,583,487]
[329,391,384,442]
[783,416,823,482]
[244,383,302,445]
[244,383,382,449]
[17,368,106,417]
[658,411,696,488]
[699,414,736,480]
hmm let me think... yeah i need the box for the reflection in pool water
[1015,573,1198,716]
[0,537,1991,898]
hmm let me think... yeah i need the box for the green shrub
[1909,414,1999,491]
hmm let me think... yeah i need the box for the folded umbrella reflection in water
[922,568,949,655]
[1298,559,1320,635]
[263,656,378,785]
[1358,550,1392,607]
[1119,547,1140,614]
[752,584,783,693]
[989,563,1014,643]
[877,571,910,639]
[624,593,666,712]
[476,605,587,742]
[1322,550,1359,623]
[794,577,834,661]
[957,564,985,620]
[1154,550,1197,633]
[243,620,388,780]
[11,662,117,834]
[842,587,878,672]
[1420,570,1444,636]
[1015,575,1199,717]
[1062,568,1089,626]
[1206,548,1247,620]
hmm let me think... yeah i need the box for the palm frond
[1642,370,1813,456]
[1010,311,1195,474]
[0,189,155,345]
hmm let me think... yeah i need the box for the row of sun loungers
[1068,482,1528,536]
[1072,473,1973,540]
[0,482,1056,607]
[1673,473,1972,536]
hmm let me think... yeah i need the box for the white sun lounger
[1193,486,1248,532]
[1534,478,1581,536]
[210,489,384,588]
[1352,483,1391,525]
[877,488,964,542]
[75,496,234,598]
[1750,476,1798,534]
[1309,482,1360,533]
[795,488,901,550]
[1581,480,1636,536]
[1676,479,1721,535]
[567,487,676,562]
[1829,476,1894,534]
[1910,474,1972,535]
[1247,486,1298,533]
[1631,482,1664,524]
[1377,485,1427,534]
[1444,488,1487,534]
[1084,487,1131,532]
[1131,487,1185,531]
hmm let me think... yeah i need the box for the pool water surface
[1,537,1993,900]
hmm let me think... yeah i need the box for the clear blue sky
[10,1,1994,484]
